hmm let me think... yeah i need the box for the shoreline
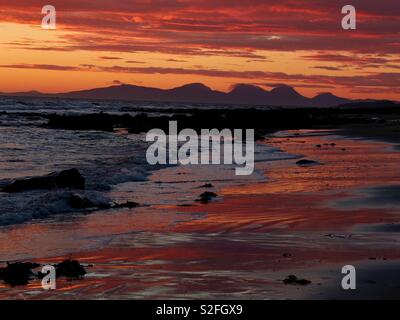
[1,129,400,299]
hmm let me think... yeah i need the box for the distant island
[0,83,396,108]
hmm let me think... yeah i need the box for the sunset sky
[0,0,399,100]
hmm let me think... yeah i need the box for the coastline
[1,128,400,299]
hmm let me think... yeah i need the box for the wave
[0,190,111,226]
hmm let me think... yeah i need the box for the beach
[1,0,399,305]
[1,127,400,299]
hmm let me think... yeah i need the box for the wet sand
[1,129,400,299]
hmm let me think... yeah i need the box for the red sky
[0,0,399,100]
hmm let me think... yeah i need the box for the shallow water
[0,96,294,236]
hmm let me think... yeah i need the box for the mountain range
[0,83,357,107]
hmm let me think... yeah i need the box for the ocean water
[0,96,297,226]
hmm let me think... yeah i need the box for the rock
[68,193,93,209]
[47,113,114,132]
[55,259,86,279]
[296,159,320,167]
[0,262,40,286]
[113,201,139,209]
[68,193,111,210]
[196,191,218,204]
[283,275,311,285]
[1,168,85,193]
[0,259,88,285]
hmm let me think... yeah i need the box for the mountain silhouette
[1,83,353,107]
[310,92,350,107]
[228,84,268,103]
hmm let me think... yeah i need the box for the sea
[0,96,297,227]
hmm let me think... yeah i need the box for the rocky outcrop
[47,113,114,131]
[1,168,85,193]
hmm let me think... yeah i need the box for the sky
[0,0,399,100]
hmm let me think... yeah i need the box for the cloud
[1,0,399,55]
[111,79,124,85]
[166,58,187,63]
[0,64,80,71]
[303,53,385,63]
[312,66,344,71]
[99,56,122,60]
[0,1,398,98]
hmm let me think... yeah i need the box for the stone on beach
[196,191,218,204]
[0,259,88,286]
[1,168,85,193]
[283,275,312,285]
[0,262,40,287]
[55,259,86,279]
[296,159,320,167]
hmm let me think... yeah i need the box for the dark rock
[67,193,110,210]
[1,168,85,193]
[283,275,311,285]
[196,191,218,204]
[296,159,320,167]
[68,193,99,209]
[55,259,86,279]
[47,113,114,132]
[0,262,40,286]
[113,201,139,209]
